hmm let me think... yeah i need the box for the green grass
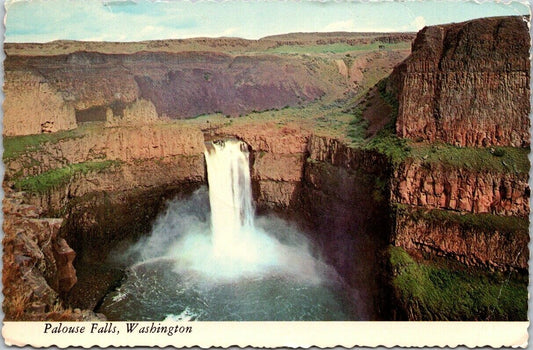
[362,133,530,174]
[359,78,410,163]
[3,127,88,161]
[14,160,120,193]
[267,42,410,55]
[396,204,529,239]
[408,143,530,175]
[389,246,528,320]
[364,131,410,164]
[346,107,369,143]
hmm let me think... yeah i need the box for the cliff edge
[391,16,530,147]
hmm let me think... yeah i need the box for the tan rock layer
[392,160,529,218]
[255,181,301,209]
[252,153,305,182]
[4,71,77,136]
[24,156,205,214]
[6,125,205,181]
[217,122,311,154]
[391,16,530,147]
[393,206,529,270]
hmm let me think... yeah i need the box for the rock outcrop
[386,16,530,274]
[391,16,530,147]
[215,122,311,209]
[301,135,392,319]
[4,71,77,136]
[393,205,528,270]
[105,98,159,126]
[5,124,205,184]
[392,160,529,218]
[2,189,93,320]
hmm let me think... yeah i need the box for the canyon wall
[392,160,529,218]
[4,32,415,137]
[390,158,529,270]
[385,16,530,321]
[2,124,207,319]
[4,71,77,135]
[3,121,393,319]
[387,15,530,273]
[3,17,529,321]
[2,188,102,320]
[4,50,342,136]
[393,205,528,270]
[390,16,530,147]
[5,125,205,189]
[215,122,311,209]
[301,136,392,319]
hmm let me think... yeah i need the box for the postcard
[1,0,530,347]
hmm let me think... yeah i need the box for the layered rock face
[4,71,77,136]
[387,16,530,275]
[3,118,394,319]
[5,125,205,190]
[4,51,340,136]
[215,122,311,209]
[384,16,530,321]
[393,205,528,270]
[2,124,207,318]
[390,161,529,273]
[392,160,529,218]
[391,16,530,147]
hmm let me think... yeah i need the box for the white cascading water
[204,140,254,258]
[100,138,360,320]
[119,138,331,282]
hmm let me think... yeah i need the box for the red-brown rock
[392,160,529,218]
[391,16,530,147]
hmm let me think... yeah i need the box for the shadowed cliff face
[390,16,530,147]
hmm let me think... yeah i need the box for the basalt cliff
[385,16,529,320]
[2,16,529,321]
[390,16,530,147]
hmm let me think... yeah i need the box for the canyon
[2,16,530,321]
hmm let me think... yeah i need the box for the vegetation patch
[388,246,528,321]
[407,143,530,175]
[359,78,409,164]
[267,42,410,55]
[3,129,85,161]
[396,204,529,239]
[14,160,120,193]
[346,107,369,143]
[364,132,410,165]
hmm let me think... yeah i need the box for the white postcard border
[2,321,529,348]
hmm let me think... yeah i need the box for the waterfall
[204,139,255,258]
[121,137,332,281]
[100,139,360,320]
